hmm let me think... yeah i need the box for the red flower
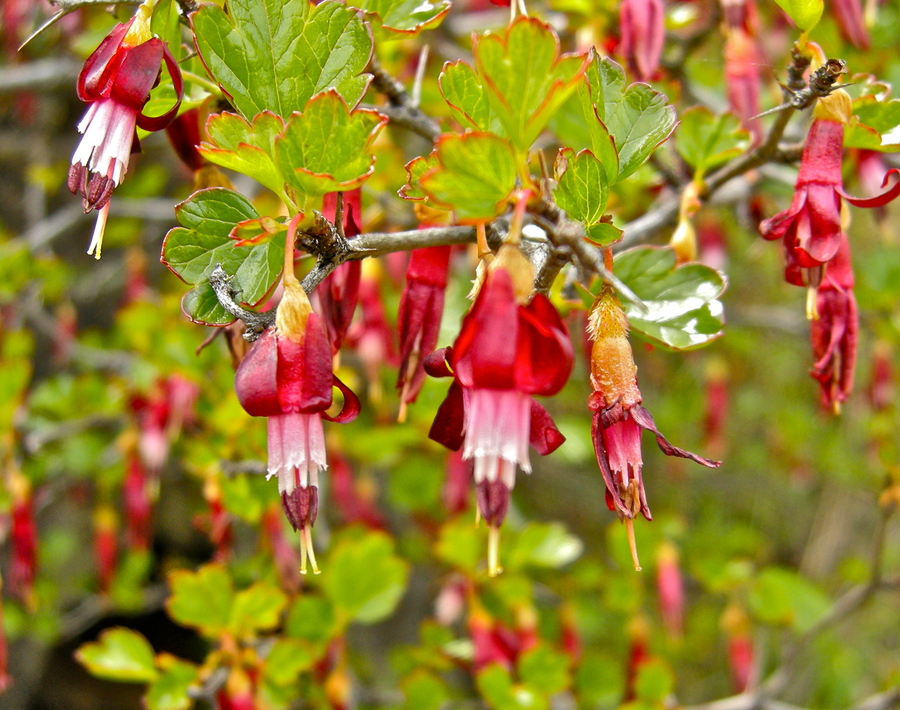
[396,244,452,420]
[760,90,900,287]
[619,0,664,81]
[426,245,573,575]
[588,285,719,570]
[235,220,360,573]
[67,14,183,258]
[810,232,857,411]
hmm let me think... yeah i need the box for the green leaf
[161,188,285,326]
[675,107,750,174]
[508,522,584,570]
[401,670,450,710]
[263,639,318,686]
[151,0,183,59]
[439,61,502,133]
[166,564,235,636]
[75,627,159,683]
[419,133,517,222]
[846,95,900,151]
[614,246,726,350]
[518,645,571,696]
[274,91,387,199]
[553,149,611,240]
[399,152,441,202]
[200,111,288,199]
[634,659,674,702]
[229,582,289,637]
[351,0,450,38]
[145,655,200,710]
[748,567,830,632]
[192,0,373,118]
[435,517,484,573]
[581,53,676,181]
[285,595,339,643]
[771,0,822,31]
[322,530,410,624]
[474,17,588,151]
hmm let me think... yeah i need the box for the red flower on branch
[67,13,183,258]
[397,244,452,421]
[588,284,719,570]
[426,245,573,575]
[234,216,360,573]
[760,90,900,289]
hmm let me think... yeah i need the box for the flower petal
[529,399,566,455]
[631,404,720,467]
[428,380,466,451]
[234,328,281,417]
[516,294,574,396]
[322,374,361,423]
[838,168,900,208]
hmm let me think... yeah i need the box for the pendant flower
[234,217,360,573]
[619,0,664,81]
[760,89,900,289]
[588,285,719,570]
[67,11,183,258]
[396,244,452,421]
[810,232,857,412]
[426,245,574,575]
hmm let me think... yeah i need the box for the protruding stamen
[300,525,321,575]
[625,516,642,571]
[487,525,503,577]
[806,286,819,320]
[87,202,110,259]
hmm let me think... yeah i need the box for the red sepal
[529,400,566,455]
[322,375,361,423]
[838,168,900,208]
[423,346,454,378]
[111,39,166,112]
[78,21,131,102]
[428,380,465,451]
[136,43,184,132]
[517,293,574,396]
[631,404,721,468]
[234,329,281,417]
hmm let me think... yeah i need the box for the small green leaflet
[399,152,441,202]
[350,0,450,38]
[75,627,159,683]
[161,189,285,326]
[555,51,676,183]
[675,107,750,175]
[439,61,502,134]
[553,148,620,246]
[274,90,387,199]
[192,0,373,119]
[614,246,726,351]
[145,655,200,710]
[845,95,900,152]
[418,133,517,222]
[200,111,287,200]
[474,17,589,152]
[771,0,822,31]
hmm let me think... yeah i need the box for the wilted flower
[426,244,573,575]
[810,232,857,411]
[234,217,360,573]
[588,284,719,570]
[67,9,183,258]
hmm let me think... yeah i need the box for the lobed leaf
[474,17,589,151]
[554,149,614,243]
[200,111,287,199]
[351,0,450,38]
[418,133,517,222]
[192,0,372,119]
[274,90,388,198]
[166,564,235,636]
[439,61,502,133]
[145,655,200,710]
[322,529,410,624]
